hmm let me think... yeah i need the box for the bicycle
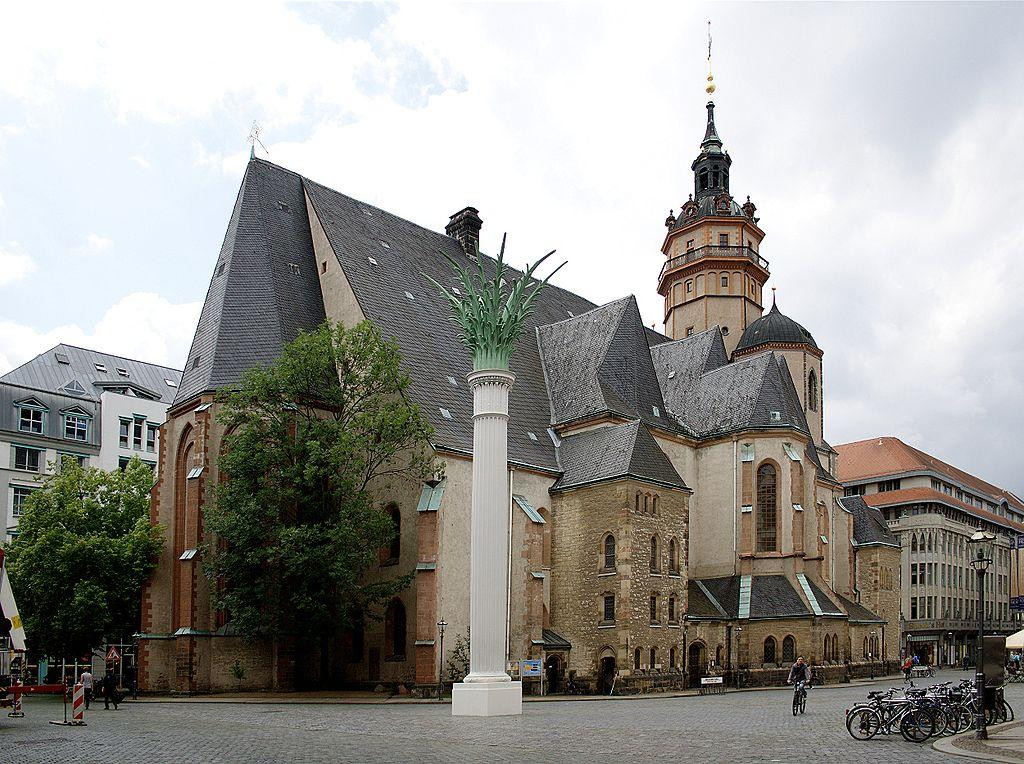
[792,680,808,715]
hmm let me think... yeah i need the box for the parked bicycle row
[845,679,1014,744]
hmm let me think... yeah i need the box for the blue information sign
[1011,596,1024,612]
[520,659,542,677]
[1015,535,1024,549]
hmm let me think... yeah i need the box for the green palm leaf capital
[424,234,566,371]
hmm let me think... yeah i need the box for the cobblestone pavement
[0,670,1014,763]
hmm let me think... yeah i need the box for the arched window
[652,495,659,515]
[670,647,677,669]
[782,635,796,663]
[634,647,641,670]
[650,536,659,572]
[911,535,918,553]
[635,492,640,512]
[668,538,679,574]
[380,503,400,565]
[763,636,777,664]
[643,494,649,513]
[716,644,723,666]
[650,647,657,669]
[603,534,616,570]
[863,637,868,658]
[808,369,818,412]
[668,595,677,623]
[823,635,831,661]
[384,598,407,660]
[649,594,659,623]
[832,634,839,661]
[756,463,778,552]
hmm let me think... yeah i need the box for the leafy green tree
[5,457,162,659]
[203,320,438,653]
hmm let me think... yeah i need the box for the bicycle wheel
[847,707,881,740]
[900,708,935,743]
[793,693,799,716]
[800,692,807,714]
[956,706,974,733]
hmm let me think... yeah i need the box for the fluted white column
[452,369,522,715]
[464,369,514,682]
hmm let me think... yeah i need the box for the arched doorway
[544,654,563,694]
[597,648,617,695]
[688,642,706,687]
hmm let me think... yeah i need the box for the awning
[1006,629,1024,650]
[541,628,571,651]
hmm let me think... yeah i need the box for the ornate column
[425,233,564,717]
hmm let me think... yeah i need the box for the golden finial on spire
[705,20,716,95]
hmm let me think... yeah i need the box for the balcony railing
[659,245,770,282]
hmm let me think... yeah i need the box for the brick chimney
[445,206,483,255]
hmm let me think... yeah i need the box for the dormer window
[17,403,46,434]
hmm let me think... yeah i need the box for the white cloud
[84,233,113,253]
[0,191,5,207]
[0,292,201,374]
[130,154,151,169]
[0,242,34,286]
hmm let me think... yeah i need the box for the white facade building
[0,344,182,538]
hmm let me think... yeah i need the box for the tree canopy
[203,320,438,643]
[5,457,162,658]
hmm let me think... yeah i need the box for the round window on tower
[721,326,730,337]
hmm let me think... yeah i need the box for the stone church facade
[138,98,898,694]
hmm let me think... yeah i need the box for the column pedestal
[452,369,522,717]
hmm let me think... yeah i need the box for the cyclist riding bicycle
[788,656,811,715]
[787,656,811,686]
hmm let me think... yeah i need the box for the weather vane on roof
[247,121,268,159]
[706,20,716,96]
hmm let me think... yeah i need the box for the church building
[138,92,899,694]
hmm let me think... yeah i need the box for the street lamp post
[436,619,448,703]
[870,630,876,680]
[947,631,954,669]
[734,626,743,689]
[969,530,996,740]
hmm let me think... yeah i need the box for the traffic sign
[106,646,121,663]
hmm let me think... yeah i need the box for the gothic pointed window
[763,636,777,664]
[808,369,819,412]
[603,534,616,571]
[756,463,778,552]
[782,635,796,663]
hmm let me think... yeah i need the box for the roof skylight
[55,352,70,364]
[440,408,452,419]
[95,364,107,373]
[117,368,129,377]
[165,379,178,387]
[527,431,538,441]
[380,241,391,249]
[367,256,378,266]
[447,376,458,387]
[405,291,415,301]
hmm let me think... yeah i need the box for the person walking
[80,669,94,710]
[902,655,913,682]
[102,669,119,710]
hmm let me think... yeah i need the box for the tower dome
[734,300,818,354]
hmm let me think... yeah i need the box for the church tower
[658,98,769,355]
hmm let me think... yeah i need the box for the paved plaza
[0,670,1014,763]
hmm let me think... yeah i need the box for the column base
[451,680,522,717]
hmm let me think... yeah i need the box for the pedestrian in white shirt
[80,670,94,709]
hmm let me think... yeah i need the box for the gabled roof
[1,344,182,403]
[835,592,886,624]
[691,575,813,620]
[302,168,597,472]
[835,437,1024,513]
[173,159,326,405]
[537,297,672,432]
[842,495,899,547]
[551,420,688,492]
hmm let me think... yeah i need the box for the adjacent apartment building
[1,344,183,538]
[836,437,1024,666]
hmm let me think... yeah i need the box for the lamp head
[969,530,996,571]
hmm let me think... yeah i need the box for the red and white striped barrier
[71,682,85,724]
[7,680,24,717]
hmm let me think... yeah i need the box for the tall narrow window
[650,648,657,669]
[634,647,641,669]
[650,536,659,572]
[384,598,407,660]
[668,538,678,573]
[763,637,777,663]
[807,369,818,412]
[604,594,616,623]
[668,595,677,623]
[649,594,658,623]
[603,534,616,570]
[133,418,144,450]
[380,503,400,565]
[756,463,778,552]
[718,233,729,246]
[782,635,796,663]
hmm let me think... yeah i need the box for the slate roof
[302,170,596,472]
[686,580,728,619]
[1,344,182,403]
[537,297,674,432]
[173,159,326,406]
[842,495,899,547]
[551,420,688,492]
[804,577,845,617]
[835,592,885,624]
[735,301,819,354]
[692,575,814,620]
[176,157,837,483]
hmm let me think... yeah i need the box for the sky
[1,2,1022,497]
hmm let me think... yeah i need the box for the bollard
[71,682,85,725]
[7,680,24,718]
